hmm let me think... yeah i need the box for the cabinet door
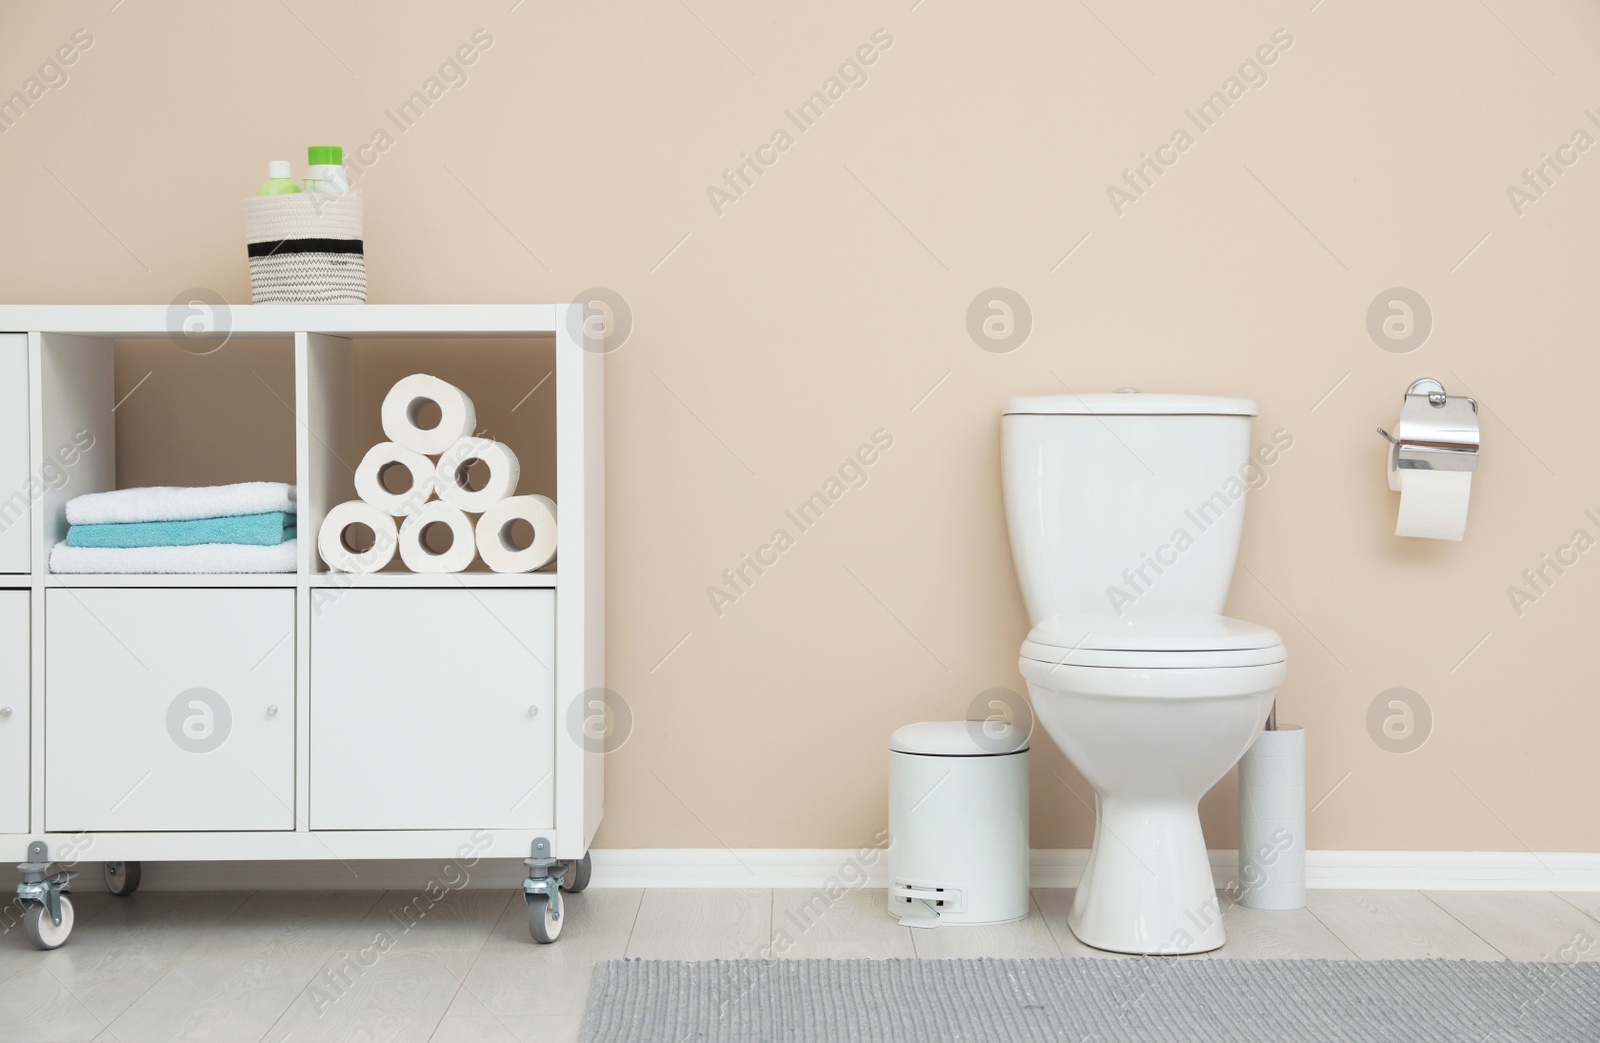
[0,591,28,834]
[45,588,296,831]
[310,589,555,830]
[0,335,30,573]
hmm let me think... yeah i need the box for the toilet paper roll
[317,500,398,574]
[476,495,558,573]
[435,437,521,512]
[381,374,477,455]
[398,500,477,573]
[1237,725,1306,910]
[1395,469,1471,541]
[354,442,437,516]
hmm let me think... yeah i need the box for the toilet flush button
[1116,387,1140,394]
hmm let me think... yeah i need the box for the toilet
[1002,392,1287,955]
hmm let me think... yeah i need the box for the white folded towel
[65,482,297,526]
[49,539,298,575]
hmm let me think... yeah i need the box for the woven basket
[241,190,366,304]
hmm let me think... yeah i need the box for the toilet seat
[1019,654,1287,697]
[1021,644,1286,669]
[1020,613,1286,669]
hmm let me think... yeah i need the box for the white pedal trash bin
[887,721,1030,928]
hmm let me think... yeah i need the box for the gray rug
[581,958,1600,1042]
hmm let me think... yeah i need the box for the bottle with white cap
[304,145,350,193]
[258,161,302,195]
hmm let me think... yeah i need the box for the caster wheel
[104,861,142,897]
[22,897,74,950]
[562,852,592,894]
[527,895,562,944]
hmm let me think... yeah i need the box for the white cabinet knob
[527,705,539,717]
[0,707,10,717]
[266,705,279,717]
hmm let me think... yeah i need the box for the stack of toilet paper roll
[1237,725,1306,910]
[317,374,557,574]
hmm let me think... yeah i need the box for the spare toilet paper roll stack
[317,374,558,574]
[1237,725,1306,910]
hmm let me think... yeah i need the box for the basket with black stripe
[241,190,366,304]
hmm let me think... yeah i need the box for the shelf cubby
[37,331,297,562]
[302,333,557,577]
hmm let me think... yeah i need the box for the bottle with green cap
[259,160,303,195]
[305,146,349,194]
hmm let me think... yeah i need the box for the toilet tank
[1002,393,1259,625]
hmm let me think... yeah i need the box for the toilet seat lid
[1021,613,1285,668]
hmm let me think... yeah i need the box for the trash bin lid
[889,721,1029,757]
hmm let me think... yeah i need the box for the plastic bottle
[305,146,350,193]
[259,161,303,195]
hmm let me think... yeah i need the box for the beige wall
[4,0,1598,853]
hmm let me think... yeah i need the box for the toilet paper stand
[1376,377,1479,491]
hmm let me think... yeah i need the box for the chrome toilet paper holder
[1376,378,1479,492]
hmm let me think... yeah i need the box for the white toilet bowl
[1019,616,1284,953]
[1001,393,1288,955]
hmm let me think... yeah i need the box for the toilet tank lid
[1004,392,1257,416]
[890,721,1029,757]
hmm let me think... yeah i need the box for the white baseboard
[69,848,1600,893]
[1295,850,1600,891]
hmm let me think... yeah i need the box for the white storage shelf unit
[0,305,602,875]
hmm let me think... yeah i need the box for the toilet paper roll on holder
[1376,378,1479,492]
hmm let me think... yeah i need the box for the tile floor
[0,886,1596,1042]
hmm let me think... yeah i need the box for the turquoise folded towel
[67,512,297,549]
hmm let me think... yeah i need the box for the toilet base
[1067,798,1226,955]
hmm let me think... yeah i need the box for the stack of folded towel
[49,482,298,574]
